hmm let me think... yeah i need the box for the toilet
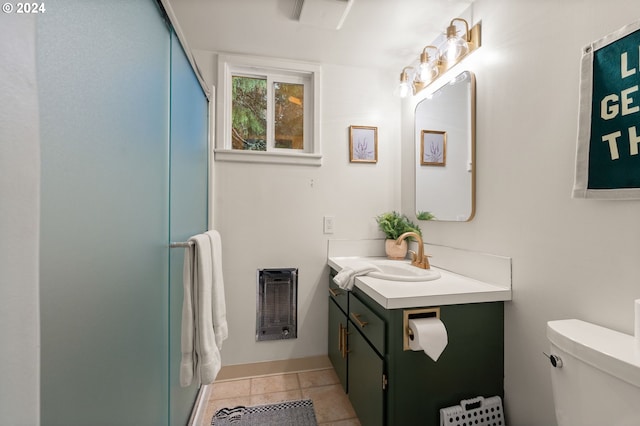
[547,319,640,426]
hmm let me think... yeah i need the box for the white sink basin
[366,259,441,282]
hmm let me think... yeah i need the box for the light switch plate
[323,216,335,234]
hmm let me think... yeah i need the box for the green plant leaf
[375,211,422,240]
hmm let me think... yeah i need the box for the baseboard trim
[216,355,332,381]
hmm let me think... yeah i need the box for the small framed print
[349,125,378,163]
[421,130,447,166]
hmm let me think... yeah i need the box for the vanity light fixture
[440,18,471,64]
[396,66,415,98]
[398,17,481,97]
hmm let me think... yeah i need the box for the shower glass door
[39,1,170,424]
[168,30,209,425]
[40,4,208,424]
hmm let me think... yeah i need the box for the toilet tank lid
[547,319,640,388]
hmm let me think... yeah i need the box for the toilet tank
[547,319,640,426]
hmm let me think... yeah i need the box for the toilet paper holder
[403,307,440,351]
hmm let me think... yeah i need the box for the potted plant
[375,211,422,259]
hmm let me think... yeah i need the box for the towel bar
[169,241,194,248]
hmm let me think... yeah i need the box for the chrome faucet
[395,231,431,269]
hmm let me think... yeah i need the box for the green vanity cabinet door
[347,325,384,426]
[328,298,348,392]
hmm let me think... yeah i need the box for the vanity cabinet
[328,270,504,426]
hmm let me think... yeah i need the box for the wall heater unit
[256,268,298,341]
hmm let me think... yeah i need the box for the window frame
[216,54,322,166]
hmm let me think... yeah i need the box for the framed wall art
[420,130,447,166]
[349,125,378,163]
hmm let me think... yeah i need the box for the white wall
[402,1,640,424]
[207,60,401,365]
[0,14,40,426]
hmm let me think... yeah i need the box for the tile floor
[200,367,361,426]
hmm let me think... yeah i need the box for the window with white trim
[216,54,321,166]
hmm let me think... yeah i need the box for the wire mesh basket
[440,396,504,426]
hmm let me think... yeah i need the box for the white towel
[180,240,196,387]
[180,233,226,387]
[332,261,381,291]
[206,230,228,348]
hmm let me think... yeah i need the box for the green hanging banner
[574,20,640,199]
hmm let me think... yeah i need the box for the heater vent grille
[256,268,298,341]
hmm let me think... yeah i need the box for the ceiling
[166,0,474,71]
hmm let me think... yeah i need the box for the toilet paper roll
[408,317,448,361]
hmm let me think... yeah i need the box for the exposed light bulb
[397,80,413,98]
[443,37,468,63]
[418,61,438,83]
[395,67,414,98]
[417,46,439,84]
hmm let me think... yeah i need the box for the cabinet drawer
[349,294,385,355]
[329,278,349,313]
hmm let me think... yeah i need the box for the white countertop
[328,256,512,309]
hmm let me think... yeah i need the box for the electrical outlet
[323,216,335,234]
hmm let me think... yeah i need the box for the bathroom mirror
[415,71,475,221]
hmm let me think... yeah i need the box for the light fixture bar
[398,19,481,97]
